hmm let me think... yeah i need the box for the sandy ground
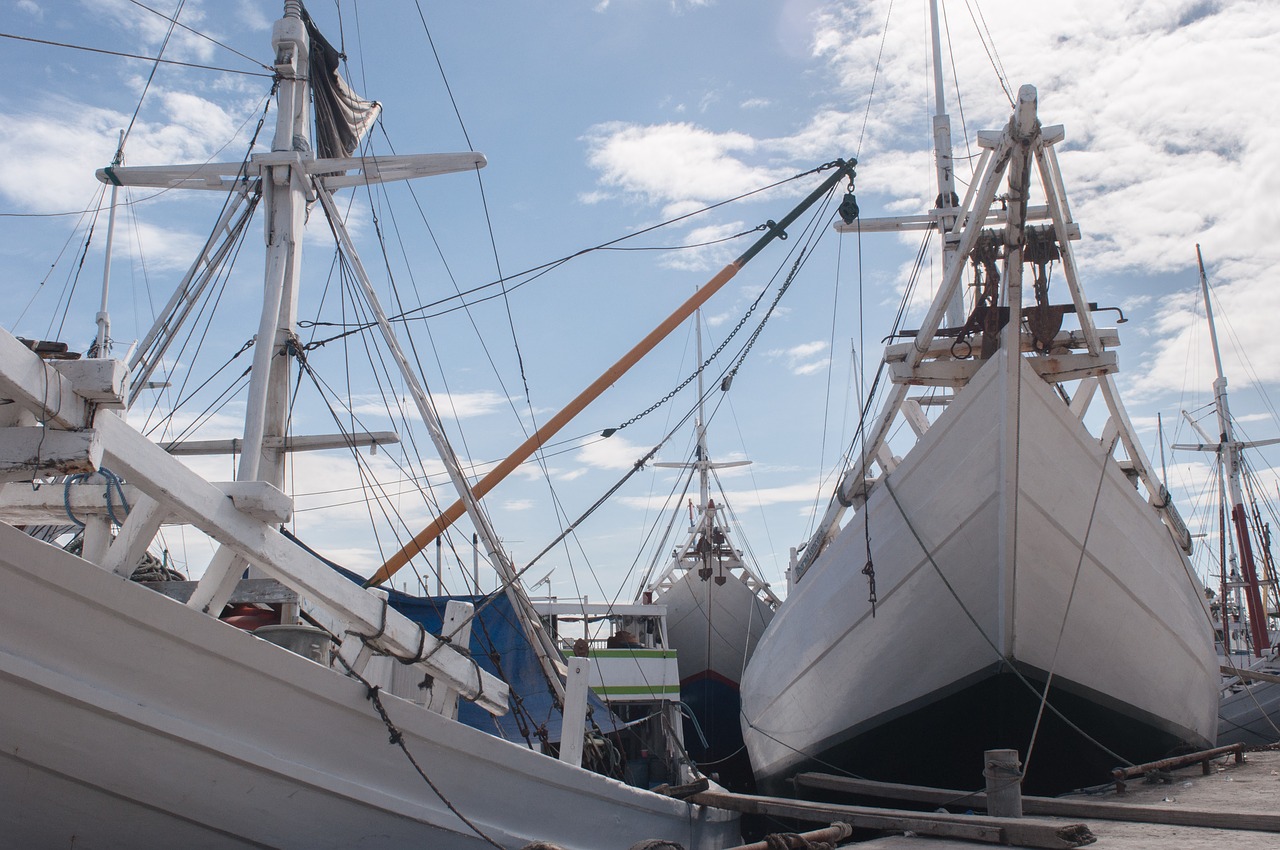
[857,750,1280,849]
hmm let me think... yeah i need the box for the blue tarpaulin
[286,531,618,745]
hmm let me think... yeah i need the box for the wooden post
[559,657,591,768]
[425,600,474,719]
[984,748,1023,818]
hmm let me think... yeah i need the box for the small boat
[0,4,740,846]
[534,596,691,787]
[639,330,781,790]
[740,1,1219,796]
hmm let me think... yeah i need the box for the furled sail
[303,9,381,158]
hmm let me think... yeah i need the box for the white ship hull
[741,354,1218,793]
[0,523,738,849]
[660,568,773,689]
[657,568,773,789]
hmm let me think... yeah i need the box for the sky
[2,0,1279,605]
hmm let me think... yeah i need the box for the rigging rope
[124,0,272,72]
[1022,443,1113,778]
[334,659,505,849]
[880,477,1134,770]
[0,31,273,76]
[296,168,831,347]
[121,0,186,149]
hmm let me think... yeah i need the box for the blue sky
[3,0,1278,602]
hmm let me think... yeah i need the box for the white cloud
[618,478,822,512]
[351,389,509,422]
[767,339,830,375]
[86,0,218,64]
[583,0,1280,403]
[574,434,651,471]
[583,121,789,217]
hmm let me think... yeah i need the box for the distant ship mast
[1189,245,1274,656]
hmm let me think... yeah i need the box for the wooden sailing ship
[740,1,1218,796]
[0,4,741,846]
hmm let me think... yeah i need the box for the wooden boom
[366,159,856,587]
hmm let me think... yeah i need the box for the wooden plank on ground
[796,772,1280,833]
[688,790,1094,849]
[1222,665,1280,686]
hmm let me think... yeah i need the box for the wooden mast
[366,160,857,587]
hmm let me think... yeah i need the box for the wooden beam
[0,481,143,524]
[723,822,852,850]
[425,600,474,719]
[50,359,128,408]
[1025,351,1118,383]
[139,577,299,605]
[161,431,400,456]
[0,427,101,481]
[1222,665,1280,685]
[102,494,166,578]
[835,204,1079,239]
[688,790,1094,849]
[889,352,1116,388]
[93,409,509,715]
[0,329,89,429]
[795,770,1280,833]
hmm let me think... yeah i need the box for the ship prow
[743,335,1218,794]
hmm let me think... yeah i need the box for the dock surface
[857,749,1280,849]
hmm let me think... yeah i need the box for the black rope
[335,658,505,849]
[0,31,273,77]
[608,186,837,437]
[881,477,1134,769]
[121,0,187,149]
[124,0,274,72]
[297,168,830,347]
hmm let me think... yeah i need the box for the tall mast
[694,306,710,511]
[239,0,311,488]
[1198,244,1270,656]
[927,0,964,327]
[94,131,126,358]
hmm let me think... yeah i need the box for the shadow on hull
[682,671,756,792]
[759,670,1203,797]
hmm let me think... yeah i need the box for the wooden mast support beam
[97,152,487,193]
[0,427,102,482]
[313,184,568,706]
[160,431,400,456]
[0,326,509,713]
[722,822,852,850]
[795,124,1018,579]
[0,331,91,430]
[94,409,509,715]
[368,159,858,587]
[835,203,1079,238]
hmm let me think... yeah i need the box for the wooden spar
[366,159,856,587]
